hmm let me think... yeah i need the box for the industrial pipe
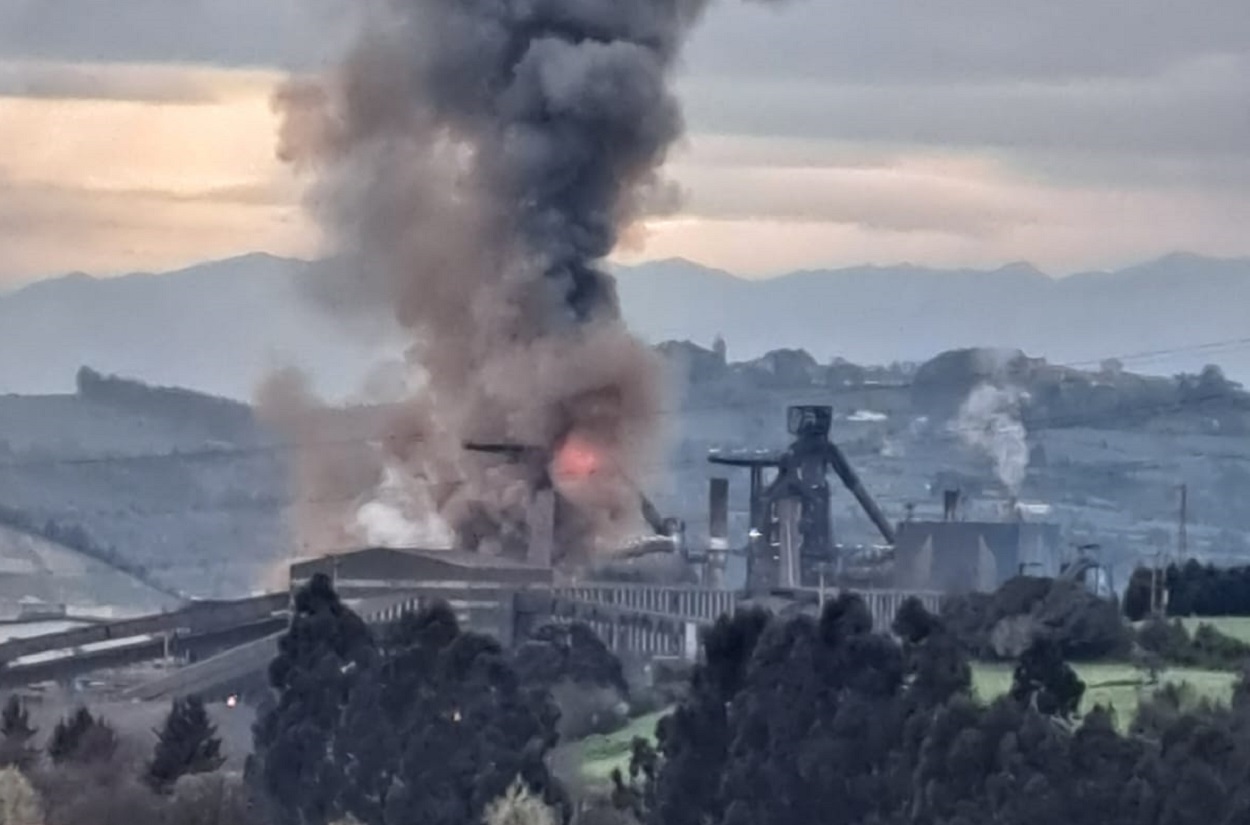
[825,441,897,545]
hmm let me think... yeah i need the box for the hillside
[0,370,290,597]
[1,252,1248,400]
[0,348,1246,598]
[0,523,179,618]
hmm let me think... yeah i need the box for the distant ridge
[0,251,1247,399]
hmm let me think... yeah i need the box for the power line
[0,387,1243,517]
[0,383,1243,470]
[0,339,1246,471]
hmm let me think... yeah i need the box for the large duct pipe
[708,477,729,587]
[826,441,896,545]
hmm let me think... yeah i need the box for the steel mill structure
[0,403,1080,703]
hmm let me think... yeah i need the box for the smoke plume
[270,0,764,563]
[951,383,1030,495]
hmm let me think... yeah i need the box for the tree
[253,591,566,825]
[146,695,225,793]
[250,573,376,825]
[0,698,37,771]
[369,603,565,825]
[483,779,559,825]
[514,622,630,739]
[1009,637,1086,719]
[46,707,116,766]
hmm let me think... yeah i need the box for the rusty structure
[463,440,686,568]
[709,405,898,592]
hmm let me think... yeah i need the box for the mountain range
[1,251,1247,400]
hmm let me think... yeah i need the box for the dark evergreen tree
[1010,637,1086,719]
[514,621,629,696]
[627,591,1250,825]
[366,602,565,825]
[47,706,116,765]
[0,695,37,770]
[146,695,225,793]
[250,572,376,825]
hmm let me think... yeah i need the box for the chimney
[943,489,960,522]
[776,497,802,589]
[527,489,555,568]
[708,477,729,586]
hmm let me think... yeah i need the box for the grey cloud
[676,52,1250,188]
[669,163,1036,236]
[3,0,1245,86]
[685,0,1250,84]
[0,177,287,241]
[0,61,219,102]
[0,0,352,70]
[680,56,1249,156]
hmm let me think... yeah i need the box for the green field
[578,710,669,781]
[972,661,1237,723]
[577,658,1241,781]
[1180,616,1250,643]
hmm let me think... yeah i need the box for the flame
[553,433,602,480]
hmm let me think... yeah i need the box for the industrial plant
[0,399,1108,707]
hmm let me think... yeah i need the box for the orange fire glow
[553,434,602,480]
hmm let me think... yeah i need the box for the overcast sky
[1,0,1247,281]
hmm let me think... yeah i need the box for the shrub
[47,708,116,766]
[0,767,42,825]
[484,780,560,825]
[942,576,1129,661]
[146,696,225,793]
[1135,617,1250,670]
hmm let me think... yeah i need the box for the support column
[528,489,555,568]
[683,622,700,662]
[776,497,802,589]
[708,477,730,588]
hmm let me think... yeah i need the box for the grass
[1180,616,1250,644]
[577,664,1239,781]
[971,661,1237,725]
[578,710,668,782]
[576,617,1250,780]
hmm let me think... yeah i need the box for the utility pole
[1178,483,1188,562]
[1150,550,1160,616]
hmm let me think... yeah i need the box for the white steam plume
[951,383,1030,495]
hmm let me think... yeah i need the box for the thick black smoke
[274,0,800,561]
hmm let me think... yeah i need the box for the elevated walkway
[0,581,945,700]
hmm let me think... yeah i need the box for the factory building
[893,520,1062,594]
[289,547,553,643]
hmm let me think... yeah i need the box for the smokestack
[943,489,960,522]
[776,497,802,589]
[707,477,729,587]
[527,489,555,568]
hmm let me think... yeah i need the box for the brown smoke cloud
[261,0,754,565]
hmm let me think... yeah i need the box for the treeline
[242,575,1250,825]
[248,574,639,825]
[608,598,1250,825]
[75,367,257,442]
[0,694,240,825]
[911,348,1249,432]
[938,572,1250,674]
[1124,560,1250,620]
[0,503,175,597]
[940,575,1131,661]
